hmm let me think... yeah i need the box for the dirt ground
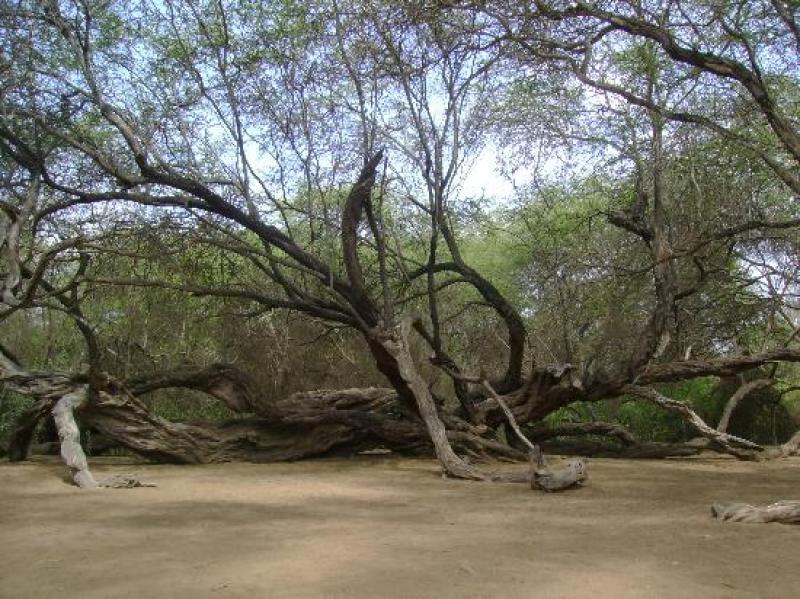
[0,455,798,599]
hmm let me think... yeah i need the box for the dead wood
[482,380,544,467]
[540,437,704,458]
[533,459,588,492]
[52,387,98,488]
[125,363,265,414]
[712,501,800,524]
[95,474,156,488]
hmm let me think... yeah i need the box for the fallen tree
[6,340,799,470]
[1,0,799,491]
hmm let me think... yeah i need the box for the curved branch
[406,260,526,392]
[624,385,761,459]
[340,150,385,326]
[548,1,800,164]
[630,349,800,387]
[717,378,773,433]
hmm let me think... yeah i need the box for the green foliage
[0,389,28,456]
[615,401,687,443]
[144,389,239,422]
[1,0,798,455]
[540,375,798,446]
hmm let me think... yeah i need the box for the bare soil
[1,455,798,598]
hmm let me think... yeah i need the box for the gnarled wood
[482,380,544,467]
[80,382,527,467]
[540,437,704,459]
[52,387,98,489]
[380,318,489,480]
[52,389,155,489]
[712,501,800,524]
[533,459,588,492]
[125,363,265,414]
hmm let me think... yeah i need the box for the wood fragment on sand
[711,501,800,524]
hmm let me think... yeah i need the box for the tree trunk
[379,318,490,480]
[529,421,639,446]
[82,386,421,463]
[52,387,99,489]
[76,382,527,467]
[7,398,54,461]
[7,342,797,482]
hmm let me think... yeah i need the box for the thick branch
[380,317,489,480]
[554,2,800,163]
[630,350,800,386]
[529,421,638,446]
[624,385,761,459]
[717,378,773,433]
[340,151,385,325]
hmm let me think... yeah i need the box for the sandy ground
[0,455,798,599]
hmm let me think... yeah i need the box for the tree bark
[79,382,524,466]
[717,378,773,433]
[379,318,490,480]
[533,459,588,492]
[712,501,800,524]
[6,340,798,480]
[52,387,99,489]
[540,437,704,459]
[7,398,54,461]
[483,380,543,466]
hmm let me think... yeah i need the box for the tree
[474,0,800,192]
[1,0,799,486]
